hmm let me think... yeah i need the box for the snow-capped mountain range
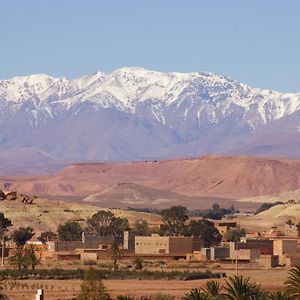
[0,67,299,172]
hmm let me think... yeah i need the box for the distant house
[126,233,202,255]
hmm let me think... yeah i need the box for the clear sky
[0,0,299,92]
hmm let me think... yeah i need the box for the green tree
[284,265,300,299]
[24,245,41,270]
[57,221,83,241]
[77,267,111,300]
[0,212,12,265]
[269,291,291,300]
[183,289,211,300]
[8,249,28,270]
[11,227,35,247]
[87,210,129,237]
[109,242,123,271]
[0,213,12,231]
[188,219,222,247]
[132,219,151,236]
[161,206,188,236]
[201,280,224,299]
[133,257,143,270]
[224,227,246,243]
[224,275,265,300]
[37,231,58,243]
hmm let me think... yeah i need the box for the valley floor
[4,268,288,300]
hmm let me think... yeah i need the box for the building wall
[273,239,297,256]
[169,237,202,254]
[257,255,279,268]
[285,254,300,268]
[237,239,273,255]
[273,239,298,265]
[135,234,202,255]
[48,241,83,252]
[80,252,98,263]
[123,231,136,252]
[135,235,170,254]
[82,233,123,248]
[186,251,205,261]
[211,247,230,260]
[229,246,260,261]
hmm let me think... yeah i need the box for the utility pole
[235,241,239,276]
[0,223,4,266]
[1,234,4,266]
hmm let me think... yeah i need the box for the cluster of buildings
[29,219,300,269]
[189,237,299,268]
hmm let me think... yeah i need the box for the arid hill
[238,200,300,231]
[1,155,299,210]
[82,182,230,209]
[0,197,161,236]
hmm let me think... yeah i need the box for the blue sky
[0,1,299,92]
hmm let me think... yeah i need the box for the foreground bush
[77,268,111,300]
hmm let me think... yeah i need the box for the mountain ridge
[0,67,299,170]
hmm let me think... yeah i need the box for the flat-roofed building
[134,234,202,255]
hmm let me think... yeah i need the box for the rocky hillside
[2,156,299,209]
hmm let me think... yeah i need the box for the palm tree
[109,242,123,271]
[284,266,300,299]
[269,291,291,300]
[0,281,8,300]
[25,245,41,270]
[183,289,211,300]
[224,275,265,300]
[201,281,223,299]
[8,249,28,270]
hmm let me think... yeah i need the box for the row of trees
[39,207,223,248]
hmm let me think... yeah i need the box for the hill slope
[0,197,161,235]
[2,156,299,207]
[82,182,229,209]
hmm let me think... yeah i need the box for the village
[0,189,300,299]
[31,219,300,270]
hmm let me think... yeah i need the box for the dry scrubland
[3,268,289,300]
[0,198,161,234]
[0,194,299,235]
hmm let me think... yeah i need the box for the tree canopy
[11,227,35,247]
[187,219,222,247]
[37,231,58,244]
[87,210,129,237]
[57,221,83,241]
[0,212,12,232]
[161,206,188,236]
[224,227,246,243]
[132,219,151,236]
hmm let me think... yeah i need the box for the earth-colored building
[134,234,202,255]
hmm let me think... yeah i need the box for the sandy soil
[3,268,289,300]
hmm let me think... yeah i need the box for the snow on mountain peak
[0,67,299,127]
